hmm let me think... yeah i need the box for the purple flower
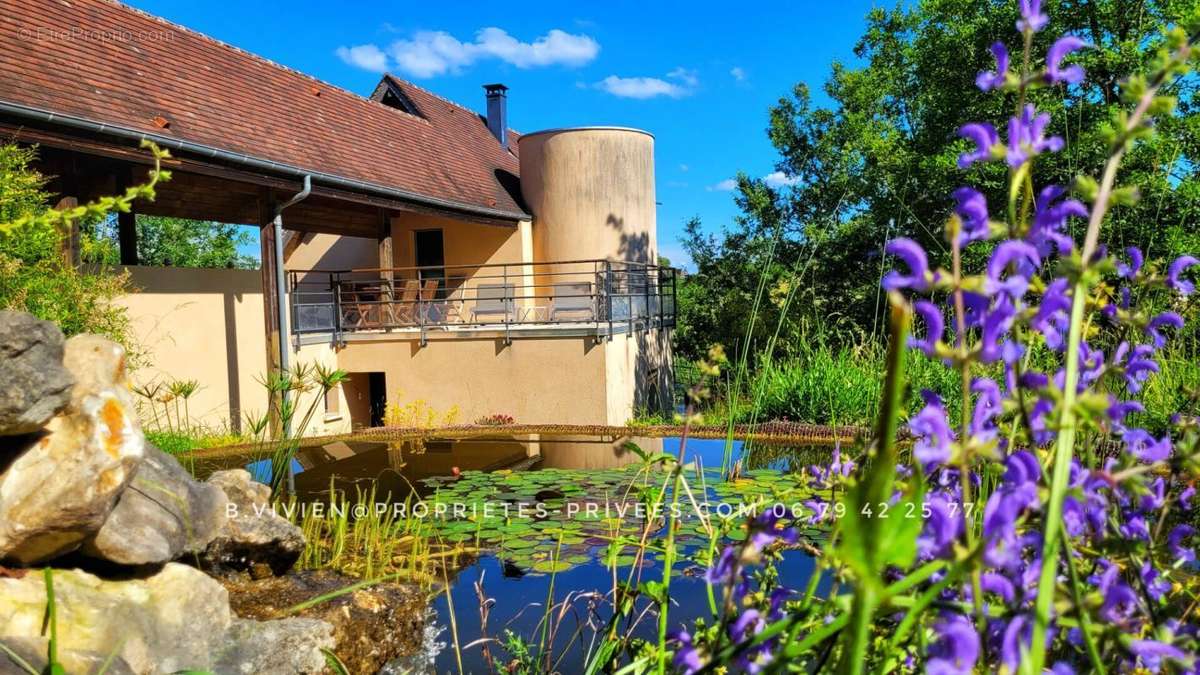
[953,187,991,244]
[670,629,703,674]
[980,297,1017,363]
[927,613,979,675]
[705,545,737,585]
[1117,246,1145,278]
[1028,185,1085,256]
[976,42,1010,91]
[1141,561,1172,601]
[1179,486,1195,509]
[970,378,1003,441]
[983,452,1040,569]
[1033,278,1071,351]
[1006,104,1063,167]
[1147,312,1183,348]
[958,122,1000,168]
[986,241,1041,297]
[768,587,792,621]
[999,615,1033,672]
[1107,396,1145,434]
[1123,343,1160,392]
[1017,0,1048,33]
[1045,36,1086,84]
[1093,560,1139,622]
[911,391,955,466]
[918,494,962,560]
[882,238,936,291]
[980,572,1016,603]
[1128,639,1189,672]
[910,301,945,356]
[1168,255,1198,295]
[1123,428,1172,463]
[1169,524,1195,563]
[730,608,764,642]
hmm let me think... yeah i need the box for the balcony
[289,259,678,343]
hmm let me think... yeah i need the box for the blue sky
[127,0,880,268]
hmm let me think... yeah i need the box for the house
[0,0,677,432]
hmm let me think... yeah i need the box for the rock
[0,336,144,564]
[0,311,73,436]
[202,469,305,576]
[222,569,429,674]
[83,444,228,565]
[0,636,136,675]
[214,617,333,674]
[0,563,334,675]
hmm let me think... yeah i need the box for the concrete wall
[518,127,657,265]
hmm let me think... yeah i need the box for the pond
[190,432,836,672]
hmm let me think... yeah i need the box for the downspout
[274,175,311,494]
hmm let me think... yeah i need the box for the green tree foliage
[87,215,257,269]
[0,142,167,351]
[678,0,1200,363]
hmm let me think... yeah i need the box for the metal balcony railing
[288,259,678,342]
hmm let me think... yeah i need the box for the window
[324,385,341,421]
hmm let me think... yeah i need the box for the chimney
[484,83,509,149]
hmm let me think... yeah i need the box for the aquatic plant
[473,413,515,426]
[664,4,1200,673]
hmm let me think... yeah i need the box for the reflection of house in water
[287,433,664,501]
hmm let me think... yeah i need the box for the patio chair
[472,283,515,324]
[550,281,595,322]
[341,282,380,329]
[389,279,421,326]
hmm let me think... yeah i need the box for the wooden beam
[259,190,282,376]
[55,196,80,267]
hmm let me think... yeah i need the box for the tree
[678,0,1200,362]
[87,214,257,269]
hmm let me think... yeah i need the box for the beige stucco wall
[603,328,674,425]
[115,265,352,436]
[518,127,657,265]
[336,335,612,425]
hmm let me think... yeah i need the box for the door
[367,372,387,427]
[414,229,445,298]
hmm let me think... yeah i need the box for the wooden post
[378,210,393,325]
[55,197,80,267]
[259,190,282,435]
[116,170,138,265]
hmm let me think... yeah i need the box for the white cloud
[707,172,799,192]
[730,66,747,82]
[667,66,699,88]
[338,27,600,79]
[763,171,799,188]
[597,75,688,99]
[595,67,698,99]
[335,44,389,73]
[678,163,689,172]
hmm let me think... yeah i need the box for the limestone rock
[83,444,228,565]
[0,337,144,564]
[203,469,305,576]
[0,563,333,675]
[223,569,429,673]
[0,636,136,675]
[0,311,73,436]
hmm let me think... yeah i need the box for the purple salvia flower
[1017,0,1048,33]
[957,122,1000,168]
[704,545,737,585]
[986,240,1041,297]
[970,378,1003,441]
[1045,36,1086,84]
[1124,344,1160,392]
[911,391,956,466]
[1033,278,1071,351]
[730,608,764,642]
[881,238,936,291]
[910,300,945,356]
[1141,561,1172,601]
[980,572,1016,603]
[999,615,1033,673]
[1168,255,1198,295]
[669,629,703,674]
[976,41,1010,91]
[1169,524,1195,563]
[1147,311,1183,348]
[952,186,991,244]
[1093,559,1139,622]
[927,613,979,675]
[1107,395,1144,434]
[1117,246,1145,279]
[1006,104,1063,167]
[1180,486,1196,509]
[1123,428,1172,463]
[918,493,962,560]
[1128,639,1189,672]
[1029,185,1085,256]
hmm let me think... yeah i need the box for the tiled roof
[0,0,527,219]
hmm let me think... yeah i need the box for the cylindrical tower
[517,127,656,264]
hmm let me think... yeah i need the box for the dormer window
[374,78,422,117]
